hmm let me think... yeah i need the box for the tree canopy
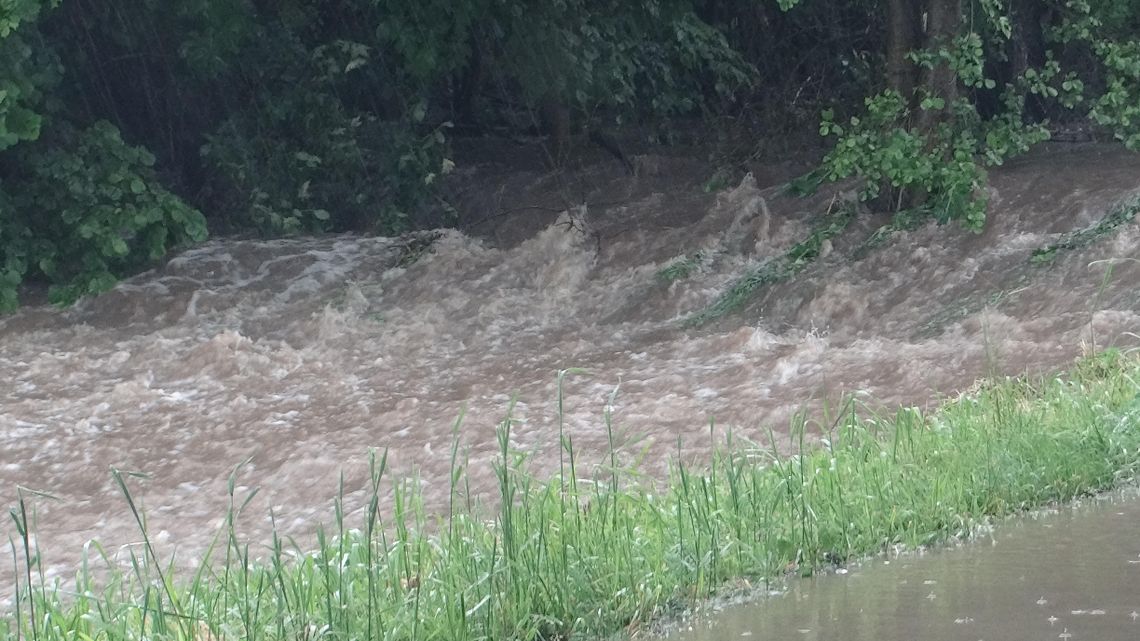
[1,0,1139,309]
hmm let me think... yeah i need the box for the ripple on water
[2,148,1140,595]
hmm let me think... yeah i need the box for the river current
[2,144,1138,594]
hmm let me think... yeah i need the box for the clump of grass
[851,206,929,258]
[911,280,1031,340]
[5,350,1140,641]
[702,167,735,193]
[656,251,711,284]
[685,203,855,326]
[1030,195,1140,264]
[395,230,443,267]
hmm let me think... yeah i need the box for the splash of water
[1,145,1138,591]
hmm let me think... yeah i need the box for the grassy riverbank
[5,349,1140,641]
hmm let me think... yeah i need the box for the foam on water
[1,145,1139,594]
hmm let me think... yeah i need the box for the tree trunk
[453,27,486,127]
[917,0,963,133]
[884,0,922,101]
[1010,0,1048,120]
[882,0,962,211]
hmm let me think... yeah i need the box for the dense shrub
[6,121,206,306]
[0,2,205,309]
[197,25,450,235]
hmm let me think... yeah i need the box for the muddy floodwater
[2,144,1140,593]
[665,488,1140,641]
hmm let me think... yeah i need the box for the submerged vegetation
[5,350,1140,641]
[686,202,856,326]
[656,251,712,284]
[1031,196,1140,264]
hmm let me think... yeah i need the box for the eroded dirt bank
[2,144,1138,590]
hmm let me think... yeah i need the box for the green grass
[684,202,855,326]
[911,281,1031,340]
[395,231,443,268]
[851,206,929,259]
[5,350,1140,641]
[655,251,711,284]
[1030,195,1140,264]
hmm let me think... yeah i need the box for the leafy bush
[803,18,1051,231]
[1051,0,1140,148]
[0,1,206,310]
[4,121,206,307]
[198,24,452,236]
[499,1,752,116]
[816,88,1047,231]
[0,0,58,311]
[0,0,55,150]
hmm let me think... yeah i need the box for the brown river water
[664,487,1140,641]
[1,143,1139,599]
